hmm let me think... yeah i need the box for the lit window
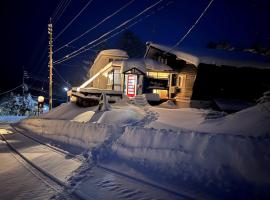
[147,72,169,79]
[153,89,168,99]
[107,70,113,85]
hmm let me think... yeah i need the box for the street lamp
[37,96,45,116]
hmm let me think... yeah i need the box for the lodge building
[71,42,270,110]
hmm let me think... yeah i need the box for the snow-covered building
[145,42,270,107]
[88,49,129,90]
[72,49,173,106]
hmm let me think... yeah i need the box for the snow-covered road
[0,138,73,200]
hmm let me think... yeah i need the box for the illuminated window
[147,72,169,79]
[107,70,113,85]
[153,89,168,99]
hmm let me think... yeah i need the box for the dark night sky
[1,0,270,100]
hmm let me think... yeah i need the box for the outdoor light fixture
[37,96,45,116]
[63,87,69,92]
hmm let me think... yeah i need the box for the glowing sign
[126,75,136,97]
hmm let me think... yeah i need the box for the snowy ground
[0,115,27,123]
[9,99,270,199]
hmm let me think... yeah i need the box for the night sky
[1,0,270,101]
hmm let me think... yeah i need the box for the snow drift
[14,118,121,149]
[108,125,270,198]
[148,102,270,137]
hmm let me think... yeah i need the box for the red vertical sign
[126,75,136,97]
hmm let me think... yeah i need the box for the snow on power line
[53,0,164,65]
[56,1,174,65]
[54,0,136,53]
[54,0,94,40]
[165,0,214,54]
[52,0,72,25]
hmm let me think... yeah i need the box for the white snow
[0,115,27,122]
[71,111,95,123]
[148,42,270,69]
[158,100,178,108]
[39,102,97,120]
[97,108,143,126]
[110,125,270,186]
[147,102,270,136]
[15,118,119,149]
[121,58,172,74]
[12,99,270,198]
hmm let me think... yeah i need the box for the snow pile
[257,91,270,104]
[14,118,120,149]
[0,116,27,122]
[109,126,270,196]
[148,102,270,137]
[98,108,144,126]
[71,111,95,123]
[159,100,177,108]
[40,102,96,120]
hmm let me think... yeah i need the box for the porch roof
[119,58,173,74]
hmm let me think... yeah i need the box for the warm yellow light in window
[153,89,168,99]
[147,72,169,79]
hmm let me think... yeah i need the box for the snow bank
[97,108,144,126]
[109,126,270,194]
[158,100,177,108]
[14,118,120,149]
[0,115,27,122]
[40,102,96,120]
[148,102,270,137]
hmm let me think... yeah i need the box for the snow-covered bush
[0,93,36,116]
[257,91,270,104]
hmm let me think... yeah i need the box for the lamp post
[38,96,45,116]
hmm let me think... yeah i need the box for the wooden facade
[145,42,270,105]
[88,49,128,89]
[145,44,197,102]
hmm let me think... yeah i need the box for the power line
[165,0,214,54]
[29,87,67,101]
[53,67,71,86]
[51,0,65,20]
[54,0,135,53]
[54,0,172,65]
[54,0,94,40]
[53,0,164,65]
[0,84,23,96]
[85,1,174,52]
[52,0,72,25]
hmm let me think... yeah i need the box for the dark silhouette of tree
[115,30,145,58]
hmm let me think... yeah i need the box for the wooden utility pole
[48,20,53,110]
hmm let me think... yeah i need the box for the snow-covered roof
[93,49,128,65]
[98,49,128,57]
[120,58,172,74]
[147,42,270,69]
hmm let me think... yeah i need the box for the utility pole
[22,66,25,96]
[22,66,29,96]
[48,19,53,110]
